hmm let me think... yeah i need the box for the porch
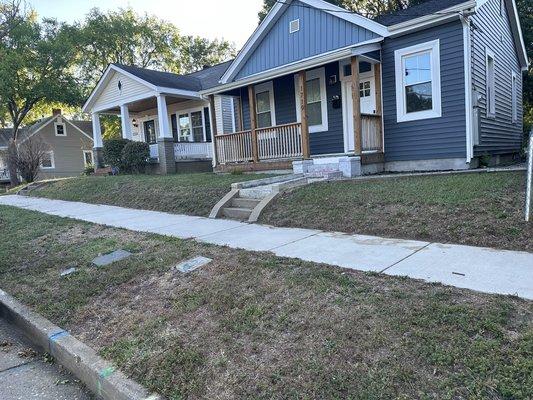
[211,54,384,176]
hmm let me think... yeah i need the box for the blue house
[84,0,528,176]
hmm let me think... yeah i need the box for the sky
[28,0,264,48]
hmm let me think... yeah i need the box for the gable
[93,70,153,111]
[234,0,382,81]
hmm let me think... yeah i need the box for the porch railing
[215,130,254,164]
[257,122,302,160]
[362,114,383,152]
[174,142,213,160]
[0,168,9,182]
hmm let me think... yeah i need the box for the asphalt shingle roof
[374,0,469,26]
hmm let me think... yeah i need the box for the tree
[0,6,82,185]
[516,0,532,134]
[179,36,235,73]
[8,136,47,183]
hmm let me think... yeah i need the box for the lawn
[0,205,532,399]
[30,173,273,217]
[261,171,532,252]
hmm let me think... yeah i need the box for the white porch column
[156,94,172,139]
[120,104,132,140]
[91,113,104,168]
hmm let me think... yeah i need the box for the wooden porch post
[351,56,362,156]
[373,63,384,152]
[248,85,259,162]
[208,94,219,166]
[298,70,310,159]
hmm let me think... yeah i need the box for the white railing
[362,114,383,152]
[215,130,254,164]
[149,143,159,159]
[0,168,9,181]
[174,142,213,160]
[257,122,302,161]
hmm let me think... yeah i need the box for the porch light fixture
[132,118,138,128]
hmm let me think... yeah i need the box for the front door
[143,120,156,144]
[342,77,376,153]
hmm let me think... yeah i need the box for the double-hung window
[177,109,205,142]
[40,151,54,169]
[294,67,328,133]
[254,82,276,128]
[394,39,441,122]
[486,49,496,117]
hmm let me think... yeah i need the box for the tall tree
[516,0,532,134]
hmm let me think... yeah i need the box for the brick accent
[157,138,176,174]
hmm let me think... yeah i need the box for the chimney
[52,108,62,116]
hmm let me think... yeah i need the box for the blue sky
[28,0,263,48]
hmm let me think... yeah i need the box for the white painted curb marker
[526,131,532,222]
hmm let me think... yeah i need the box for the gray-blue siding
[381,21,467,162]
[235,0,378,80]
[470,0,523,155]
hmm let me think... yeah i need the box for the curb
[0,288,162,400]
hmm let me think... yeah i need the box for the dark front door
[144,120,156,144]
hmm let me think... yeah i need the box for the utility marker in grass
[526,131,532,222]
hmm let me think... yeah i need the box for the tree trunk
[7,139,19,187]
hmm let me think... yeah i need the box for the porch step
[231,197,262,209]
[305,171,344,181]
[222,207,253,221]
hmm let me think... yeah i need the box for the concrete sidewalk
[0,318,92,400]
[1,195,532,300]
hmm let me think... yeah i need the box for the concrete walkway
[1,195,532,300]
[0,318,92,400]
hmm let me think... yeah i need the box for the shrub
[121,141,150,173]
[103,138,130,170]
[83,164,95,176]
[9,137,47,183]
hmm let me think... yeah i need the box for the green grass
[0,205,532,399]
[30,173,274,217]
[261,171,532,251]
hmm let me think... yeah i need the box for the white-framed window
[486,48,496,117]
[40,151,54,169]
[289,19,300,33]
[175,108,206,142]
[511,70,518,123]
[54,122,66,136]
[83,150,93,167]
[394,39,441,123]
[254,81,276,129]
[294,67,328,133]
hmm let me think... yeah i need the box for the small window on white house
[511,71,518,123]
[55,122,66,136]
[294,67,328,133]
[83,150,93,167]
[394,40,441,122]
[40,151,54,169]
[289,19,300,33]
[486,49,496,117]
[255,81,276,128]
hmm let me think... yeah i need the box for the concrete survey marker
[60,267,77,277]
[92,249,132,267]
[176,256,212,273]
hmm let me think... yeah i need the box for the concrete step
[231,197,261,209]
[305,171,344,180]
[222,207,253,220]
[239,187,272,199]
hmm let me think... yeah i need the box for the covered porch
[210,52,384,176]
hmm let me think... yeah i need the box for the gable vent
[289,19,300,34]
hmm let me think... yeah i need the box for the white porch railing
[361,114,383,152]
[149,143,159,159]
[0,168,10,182]
[257,122,302,161]
[174,142,213,160]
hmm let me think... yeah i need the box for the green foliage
[83,164,94,176]
[121,141,150,174]
[100,115,121,140]
[516,0,532,134]
[103,138,130,170]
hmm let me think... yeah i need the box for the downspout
[461,13,475,163]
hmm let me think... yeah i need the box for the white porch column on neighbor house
[155,94,176,174]
[120,104,133,140]
[156,94,172,139]
[91,113,104,168]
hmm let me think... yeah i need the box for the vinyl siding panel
[470,0,523,155]
[235,0,379,80]
[382,21,467,162]
[93,71,152,110]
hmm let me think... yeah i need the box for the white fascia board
[204,38,383,95]
[505,0,528,69]
[220,0,389,84]
[155,87,204,99]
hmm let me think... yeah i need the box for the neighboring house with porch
[84,0,527,177]
[0,110,94,183]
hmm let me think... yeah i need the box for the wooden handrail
[255,122,302,132]
[214,129,252,138]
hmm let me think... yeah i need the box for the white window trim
[511,70,518,123]
[485,48,496,118]
[254,81,276,128]
[394,39,442,123]
[83,150,93,167]
[54,122,67,136]
[289,18,300,34]
[294,67,329,133]
[40,150,55,169]
[175,107,207,142]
